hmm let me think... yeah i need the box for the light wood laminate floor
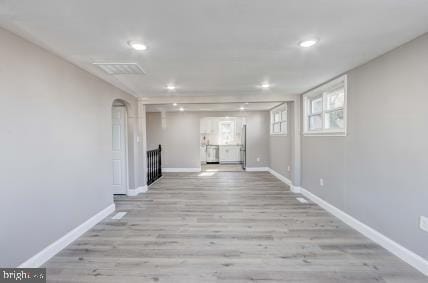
[202,164,243,172]
[45,172,426,282]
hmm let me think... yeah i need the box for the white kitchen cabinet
[200,145,207,163]
[200,118,218,135]
[235,119,242,136]
[210,119,218,134]
[219,145,241,163]
[200,118,209,134]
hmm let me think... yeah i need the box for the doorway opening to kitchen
[200,116,246,172]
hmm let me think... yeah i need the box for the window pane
[219,121,235,144]
[221,124,232,133]
[273,123,280,133]
[309,115,322,130]
[274,112,281,122]
[325,87,344,110]
[280,122,287,134]
[325,109,344,129]
[281,110,287,121]
[311,97,323,114]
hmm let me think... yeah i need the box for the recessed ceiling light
[261,83,271,89]
[240,107,245,111]
[173,103,178,106]
[299,39,318,48]
[128,41,147,51]
[166,84,176,91]
[245,102,249,105]
[179,107,184,111]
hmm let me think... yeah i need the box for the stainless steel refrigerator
[241,125,247,170]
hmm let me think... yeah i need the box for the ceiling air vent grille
[93,63,145,75]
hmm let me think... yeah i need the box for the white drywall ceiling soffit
[145,102,282,112]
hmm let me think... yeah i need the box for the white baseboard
[291,186,302,193]
[267,168,301,193]
[267,168,292,186]
[127,185,148,196]
[18,203,115,268]
[245,167,269,172]
[299,187,428,276]
[163,168,201,172]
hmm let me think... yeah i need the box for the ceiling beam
[138,93,299,105]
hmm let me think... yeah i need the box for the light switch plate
[319,178,324,187]
[420,216,428,232]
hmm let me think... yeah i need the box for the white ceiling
[1,1,427,98]
[146,102,283,112]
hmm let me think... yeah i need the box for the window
[219,120,235,144]
[270,104,287,135]
[303,75,347,135]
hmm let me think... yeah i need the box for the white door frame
[112,105,129,195]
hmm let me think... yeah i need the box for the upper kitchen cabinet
[200,118,210,134]
[200,116,245,146]
[200,117,219,135]
[235,118,243,136]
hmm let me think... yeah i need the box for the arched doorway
[112,99,129,194]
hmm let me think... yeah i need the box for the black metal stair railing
[147,144,162,185]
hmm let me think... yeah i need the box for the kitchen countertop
[202,144,241,146]
[219,144,241,146]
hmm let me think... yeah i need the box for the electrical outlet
[420,216,428,232]
[319,178,324,187]
[256,157,260,162]
[287,165,291,172]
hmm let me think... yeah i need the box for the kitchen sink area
[201,144,242,164]
[200,116,246,169]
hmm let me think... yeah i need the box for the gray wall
[269,102,294,179]
[0,27,143,266]
[301,33,428,259]
[146,111,270,168]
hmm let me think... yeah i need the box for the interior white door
[112,106,128,194]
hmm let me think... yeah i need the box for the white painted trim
[124,106,130,195]
[127,185,148,196]
[302,75,348,136]
[292,186,302,193]
[296,197,309,203]
[267,168,300,193]
[299,187,428,276]
[19,203,115,268]
[270,103,288,136]
[139,93,297,105]
[268,168,292,185]
[162,167,201,172]
[112,105,129,195]
[245,167,269,172]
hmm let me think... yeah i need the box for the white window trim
[270,103,287,136]
[303,75,348,136]
[219,120,236,145]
